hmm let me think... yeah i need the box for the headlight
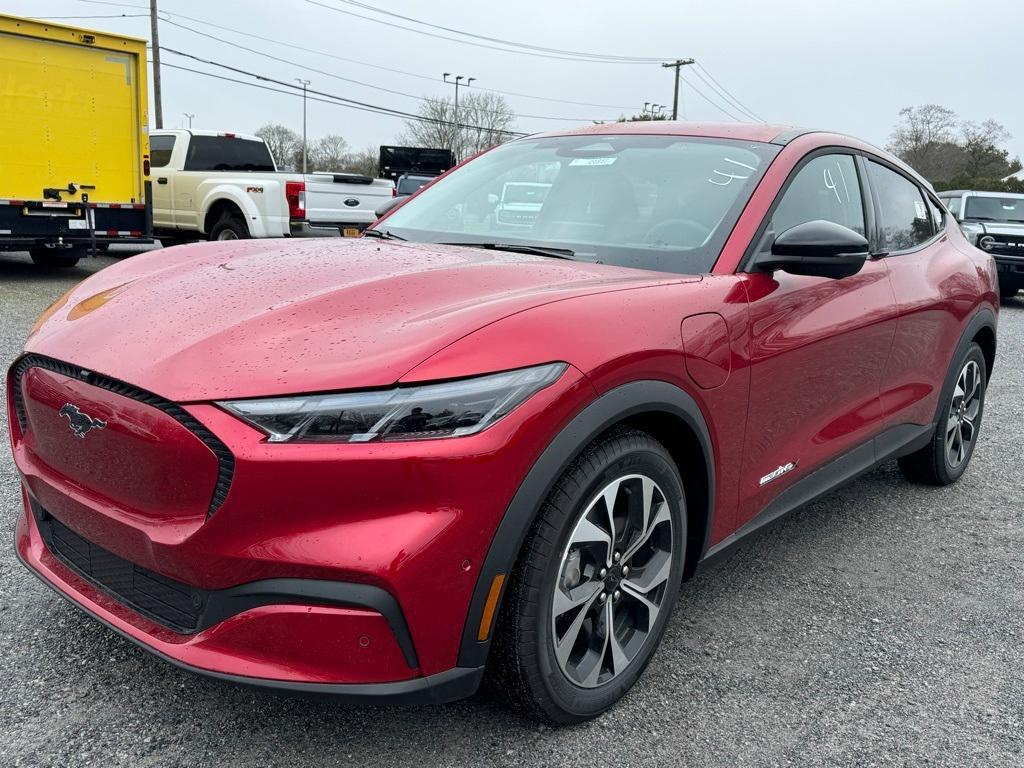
[219,363,567,443]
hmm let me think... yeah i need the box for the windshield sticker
[914,200,928,220]
[569,157,617,167]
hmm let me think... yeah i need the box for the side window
[150,135,175,168]
[771,154,865,239]
[945,196,962,216]
[867,161,934,252]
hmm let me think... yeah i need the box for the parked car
[149,130,394,241]
[11,123,998,725]
[938,190,1024,299]
[0,14,151,269]
[395,173,435,197]
[493,182,551,228]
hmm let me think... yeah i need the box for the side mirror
[754,219,870,280]
[374,196,404,218]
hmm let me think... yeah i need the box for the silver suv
[939,190,1024,299]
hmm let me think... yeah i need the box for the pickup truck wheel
[209,214,250,241]
[29,246,84,269]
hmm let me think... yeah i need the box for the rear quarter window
[150,134,175,168]
[866,161,934,252]
[184,136,275,172]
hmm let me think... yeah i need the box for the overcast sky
[14,0,1024,161]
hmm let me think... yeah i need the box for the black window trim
[859,152,946,258]
[737,145,876,273]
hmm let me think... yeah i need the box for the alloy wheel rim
[217,229,238,240]
[551,473,674,688]
[946,360,982,469]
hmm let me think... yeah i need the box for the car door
[866,160,978,429]
[736,150,899,530]
[149,134,176,229]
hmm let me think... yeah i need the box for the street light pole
[661,58,695,120]
[296,78,310,173]
[184,112,194,129]
[443,73,475,157]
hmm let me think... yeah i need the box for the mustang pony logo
[59,403,107,438]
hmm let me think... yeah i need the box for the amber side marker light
[477,573,506,641]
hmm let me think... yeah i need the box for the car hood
[25,238,688,401]
[976,221,1024,235]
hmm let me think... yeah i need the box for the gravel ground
[1,248,1022,767]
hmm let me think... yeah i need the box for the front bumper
[9,353,592,698]
[16,505,482,702]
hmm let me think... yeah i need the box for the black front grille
[9,354,234,517]
[39,512,206,633]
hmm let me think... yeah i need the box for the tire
[898,342,987,485]
[29,245,84,269]
[208,213,250,241]
[999,284,1019,301]
[488,428,687,724]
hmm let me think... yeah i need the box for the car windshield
[380,134,779,274]
[964,195,1024,223]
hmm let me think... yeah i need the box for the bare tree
[255,123,300,169]
[400,92,516,161]
[886,104,958,179]
[309,134,350,171]
[341,145,379,177]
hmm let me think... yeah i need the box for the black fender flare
[930,306,997,424]
[456,379,715,668]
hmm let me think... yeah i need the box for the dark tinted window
[184,136,275,172]
[867,161,934,251]
[150,134,175,168]
[772,154,865,237]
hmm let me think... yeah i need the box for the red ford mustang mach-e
[9,123,998,723]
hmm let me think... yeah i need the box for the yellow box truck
[0,14,151,268]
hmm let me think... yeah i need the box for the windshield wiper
[362,228,406,241]
[440,242,576,260]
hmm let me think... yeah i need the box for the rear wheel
[898,343,986,485]
[209,213,250,241]
[29,245,84,269]
[489,429,686,724]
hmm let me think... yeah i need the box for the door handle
[157,177,168,185]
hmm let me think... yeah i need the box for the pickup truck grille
[985,234,1024,258]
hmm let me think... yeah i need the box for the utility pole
[661,58,695,120]
[296,79,310,173]
[150,0,162,128]
[443,73,474,155]
[184,112,194,129]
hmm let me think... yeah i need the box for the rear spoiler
[311,172,375,185]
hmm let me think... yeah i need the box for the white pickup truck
[149,130,394,241]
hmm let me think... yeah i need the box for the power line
[76,0,637,109]
[31,13,149,19]
[158,46,528,136]
[302,0,661,64]
[159,17,615,123]
[332,0,669,62]
[690,64,764,122]
[678,72,745,121]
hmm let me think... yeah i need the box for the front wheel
[489,429,686,724]
[898,343,987,485]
